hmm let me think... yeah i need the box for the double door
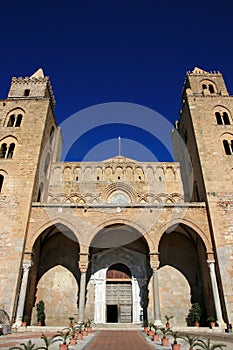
[106,282,132,323]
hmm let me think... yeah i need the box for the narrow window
[223,140,231,155]
[202,84,207,90]
[194,183,200,202]
[24,89,30,96]
[49,126,55,145]
[44,154,50,177]
[76,176,79,181]
[7,115,15,127]
[37,183,44,202]
[215,112,222,125]
[118,176,120,180]
[0,174,4,193]
[209,84,215,94]
[0,143,7,158]
[15,114,23,127]
[7,143,15,158]
[223,112,230,125]
[97,176,99,181]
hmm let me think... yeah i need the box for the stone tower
[174,67,233,324]
[0,69,60,322]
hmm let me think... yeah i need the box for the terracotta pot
[195,321,199,327]
[147,330,154,336]
[210,322,216,328]
[166,322,170,328]
[69,338,77,345]
[144,326,149,332]
[37,322,42,326]
[87,326,92,332]
[172,344,180,350]
[153,334,159,341]
[21,322,27,327]
[82,330,87,336]
[59,344,68,350]
[77,333,83,340]
[161,337,169,346]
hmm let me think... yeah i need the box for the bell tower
[0,68,61,321]
[174,67,233,324]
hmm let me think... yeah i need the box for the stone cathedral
[0,67,233,328]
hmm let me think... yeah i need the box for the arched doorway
[106,263,132,323]
[88,223,150,324]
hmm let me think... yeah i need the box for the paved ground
[0,329,232,350]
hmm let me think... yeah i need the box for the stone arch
[26,218,82,252]
[153,217,212,253]
[4,107,25,127]
[24,222,80,326]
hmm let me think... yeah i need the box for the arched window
[215,112,222,125]
[223,140,231,155]
[24,89,30,96]
[106,263,132,280]
[15,114,23,127]
[7,113,23,127]
[223,112,230,125]
[7,115,15,127]
[7,143,15,158]
[0,174,4,193]
[0,143,7,158]
[202,84,207,90]
[209,84,215,94]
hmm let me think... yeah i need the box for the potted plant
[9,340,38,350]
[148,322,154,336]
[36,300,45,326]
[184,334,201,349]
[76,322,83,340]
[170,331,182,350]
[55,329,70,350]
[187,302,201,326]
[207,316,216,328]
[197,339,226,349]
[86,318,93,332]
[143,319,149,332]
[68,325,78,345]
[159,327,171,346]
[165,315,173,328]
[152,324,159,341]
[69,316,74,326]
[40,333,61,350]
[22,315,29,327]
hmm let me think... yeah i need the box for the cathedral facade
[0,67,232,328]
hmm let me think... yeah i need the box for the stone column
[15,261,32,324]
[150,253,162,325]
[207,259,225,328]
[78,253,89,322]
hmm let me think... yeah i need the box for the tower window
[0,174,4,193]
[7,113,23,127]
[223,112,230,125]
[202,84,207,90]
[7,114,15,127]
[209,84,215,94]
[49,126,55,145]
[215,111,231,125]
[215,112,223,125]
[7,143,15,158]
[0,143,7,158]
[24,89,30,97]
[223,140,231,155]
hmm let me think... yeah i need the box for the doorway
[106,305,118,322]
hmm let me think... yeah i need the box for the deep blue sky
[1,0,233,161]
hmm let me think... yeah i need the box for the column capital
[149,252,160,270]
[207,251,215,261]
[79,253,89,273]
[23,262,32,271]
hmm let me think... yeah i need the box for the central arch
[87,223,150,324]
